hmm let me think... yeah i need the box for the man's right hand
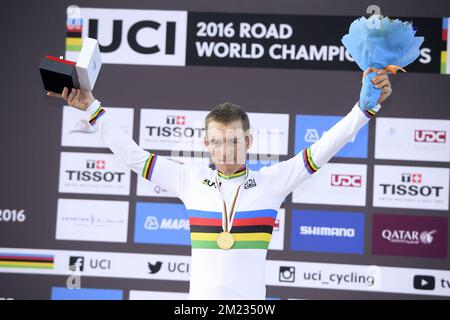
[47,87,95,111]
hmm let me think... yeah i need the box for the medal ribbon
[215,166,248,233]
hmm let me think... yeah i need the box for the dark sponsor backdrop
[0,0,450,300]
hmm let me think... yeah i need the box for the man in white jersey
[47,68,392,300]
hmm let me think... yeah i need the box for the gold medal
[217,231,235,250]
[215,166,248,250]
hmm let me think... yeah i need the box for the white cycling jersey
[84,99,378,299]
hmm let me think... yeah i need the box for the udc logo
[279,266,295,283]
[71,8,188,66]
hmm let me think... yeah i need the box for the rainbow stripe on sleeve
[302,145,320,174]
[142,153,157,181]
[362,108,377,119]
[89,106,105,125]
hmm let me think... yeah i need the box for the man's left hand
[362,68,393,105]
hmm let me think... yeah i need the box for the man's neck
[216,164,246,180]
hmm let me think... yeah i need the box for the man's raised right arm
[47,88,187,199]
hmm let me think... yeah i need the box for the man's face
[204,119,252,171]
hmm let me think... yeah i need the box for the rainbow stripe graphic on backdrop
[442,17,449,74]
[66,18,83,52]
[0,253,54,269]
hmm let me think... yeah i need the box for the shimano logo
[300,226,355,238]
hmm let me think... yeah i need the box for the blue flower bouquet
[341,15,424,110]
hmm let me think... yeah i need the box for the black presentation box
[39,55,80,94]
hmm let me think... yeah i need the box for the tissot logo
[148,261,163,274]
[379,172,444,198]
[373,165,449,211]
[59,152,131,195]
[167,115,186,125]
[414,129,446,143]
[65,159,125,183]
[401,173,422,184]
[86,160,106,169]
[331,174,361,187]
[145,125,204,138]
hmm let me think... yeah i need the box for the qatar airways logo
[414,130,446,143]
[382,229,437,245]
[331,174,362,187]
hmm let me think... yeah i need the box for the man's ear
[246,133,253,150]
[204,136,209,147]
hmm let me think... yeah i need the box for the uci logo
[89,20,176,54]
[78,8,188,66]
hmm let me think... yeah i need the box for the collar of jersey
[217,165,247,180]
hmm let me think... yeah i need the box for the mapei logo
[330,174,362,187]
[304,129,321,143]
[66,8,188,66]
[295,115,368,159]
[144,216,189,230]
[414,129,446,143]
[134,202,191,246]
